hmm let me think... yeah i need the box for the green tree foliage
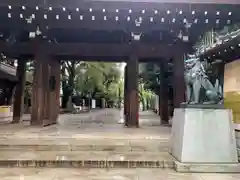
[138,63,159,110]
[61,60,77,108]
[139,63,160,94]
[62,61,122,108]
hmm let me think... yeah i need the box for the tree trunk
[61,61,76,109]
[142,98,146,111]
[146,97,150,110]
[61,86,70,108]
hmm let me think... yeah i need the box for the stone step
[0,151,174,168]
[238,148,240,160]
[0,139,169,152]
[0,144,169,152]
[174,161,240,173]
[0,134,169,140]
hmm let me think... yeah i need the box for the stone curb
[174,160,240,173]
[0,160,174,169]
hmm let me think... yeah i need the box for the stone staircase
[0,134,240,172]
[0,136,174,169]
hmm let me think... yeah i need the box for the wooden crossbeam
[0,0,240,7]
[0,41,182,59]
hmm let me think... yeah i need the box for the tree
[139,62,160,94]
[138,63,160,110]
[73,62,122,107]
[61,60,78,108]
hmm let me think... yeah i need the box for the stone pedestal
[235,124,240,158]
[170,108,239,172]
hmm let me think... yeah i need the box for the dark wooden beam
[0,0,240,8]
[0,42,174,59]
[0,20,171,32]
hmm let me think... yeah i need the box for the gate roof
[0,0,239,61]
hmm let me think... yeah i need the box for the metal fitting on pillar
[29,26,42,39]
[131,32,142,41]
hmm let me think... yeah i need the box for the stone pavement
[0,109,170,139]
[0,168,240,180]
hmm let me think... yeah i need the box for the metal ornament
[131,32,142,41]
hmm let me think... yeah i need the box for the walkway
[0,109,171,164]
[0,109,170,139]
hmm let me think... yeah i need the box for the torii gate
[0,0,239,126]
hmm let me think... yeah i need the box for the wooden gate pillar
[173,52,185,108]
[12,58,26,123]
[31,54,49,125]
[125,55,139,127]
[31,55,60,126]
[158,93,161,116]
[159,61,169,124]
[124,65,128,118]
[48,59,61,124]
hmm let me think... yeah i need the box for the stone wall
[224,60,240,124]
[224,60,240,159]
